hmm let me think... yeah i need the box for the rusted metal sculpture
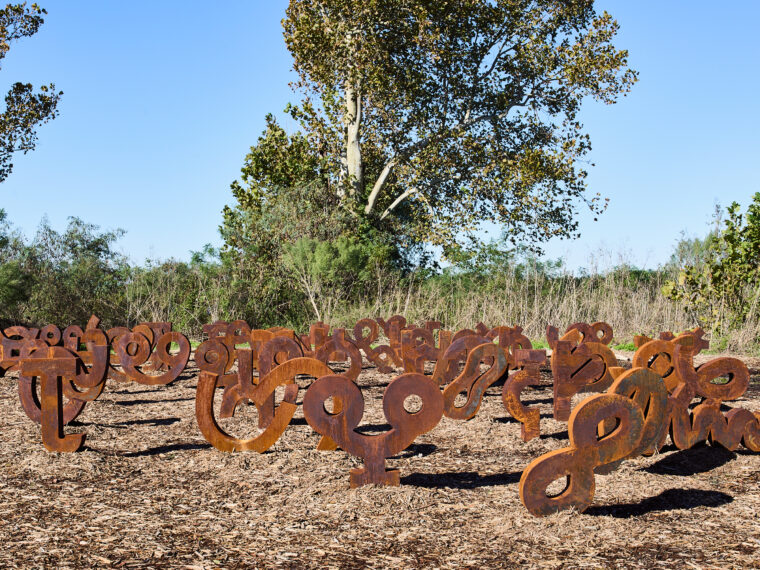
[112,329,190,385]
[400,326,452,374]
[349,318,400,372]
[547,325,617,421]
[313,328,362,382]
[195,338,337,452]
[303,371,443,487]
[441,343,506,420]
[18,336,111,451]
[632,333,760,452]
[502,349,547,441]
[519,367,668,516]
[18,326,109,425]
[564,321,614,345]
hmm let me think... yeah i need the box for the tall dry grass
[330,264,760,354]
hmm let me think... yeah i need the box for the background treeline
[2,195,759,354]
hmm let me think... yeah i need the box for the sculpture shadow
[401,470,521,489]
[494,412,554,425]
[584,488,733,518]
[540,429,569,441]
[115,417,181,427]
[643,444,736,477]
[112,397,194,407]
[122,442,211,457]
[391,443,437,459]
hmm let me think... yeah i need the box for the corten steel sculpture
[547,325,617,421]
[502,349,547,441]
[303,372,444,487]
[564,321,614,345]
[441,342,506,420]
[349,318,400,372]
[111,329,190,385]
[519,367,668,516]
[195,339,338,452]
[1,325,44,374]
[18,340,111,452]
[399,326,452,374]
[632,334,760,452]
[432,334,491,386]
[313,328,362,382]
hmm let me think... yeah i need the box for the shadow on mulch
[111,397,195,406]
[401,470,521,489]
[540,429,569,441]
[115,417,181,427]
[585,488,733,518]
[494,412,555,425]
[643,445,736,477]
[121,442,211,457]
[391,443,437,459]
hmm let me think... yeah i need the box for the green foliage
[0,3,62,183]
[278,0,637,255]
[612,342,636,351]
[663,193,760,330]
[20,217,129,327]
[283,235,394,321]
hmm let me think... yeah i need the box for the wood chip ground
[1,353,759,568]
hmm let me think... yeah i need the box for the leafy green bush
[663,193,760,330]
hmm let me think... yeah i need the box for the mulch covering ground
[1,352,759,569]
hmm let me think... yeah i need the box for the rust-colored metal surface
[195,339,335,452]
[442,343,506,420]
[303,371,443,487]
[350,318,399,372]
[547,325,617,421]
[431,334,491,386]
[18,338,111,452]
[519,367,666,516]
[314,328,362,382]
[112,329,190,385]
[502,349,547,441]
[632,334,760,452]
[564,321,614,345]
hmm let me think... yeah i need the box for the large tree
[0,3,62,183]
[225,0,636,260]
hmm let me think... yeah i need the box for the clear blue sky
[0,1,758,272]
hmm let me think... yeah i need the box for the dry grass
[332,268,760,354]
[1,354,759,568]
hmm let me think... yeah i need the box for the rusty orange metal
[350,318,399,372]
[313,328,362,382]
[519,367,665,516]
[547,325,617,421]
[632,333,760,451]
[502,349,547,441]
[195,339,335,452]
[303,371,443,487]
[442,343,506,420]
[113,330,190,385]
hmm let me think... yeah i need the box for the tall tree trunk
[345,82,362,199]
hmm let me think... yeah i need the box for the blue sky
[0,1,757,271]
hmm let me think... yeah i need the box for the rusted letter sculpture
[303,372,443,487]
[112,329,190,385]
[502,349,547,441]
[441,343,506,420]
[195,339,335,452]
[18,344,111,452]
[633,334,760,451]
[519,367,668,516]
[548,325,617,421]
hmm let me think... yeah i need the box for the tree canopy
[224,0,636,264]
[0,3,62,184]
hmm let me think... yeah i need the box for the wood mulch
[0,354,759,569]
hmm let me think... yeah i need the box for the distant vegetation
[1,196,759,355]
